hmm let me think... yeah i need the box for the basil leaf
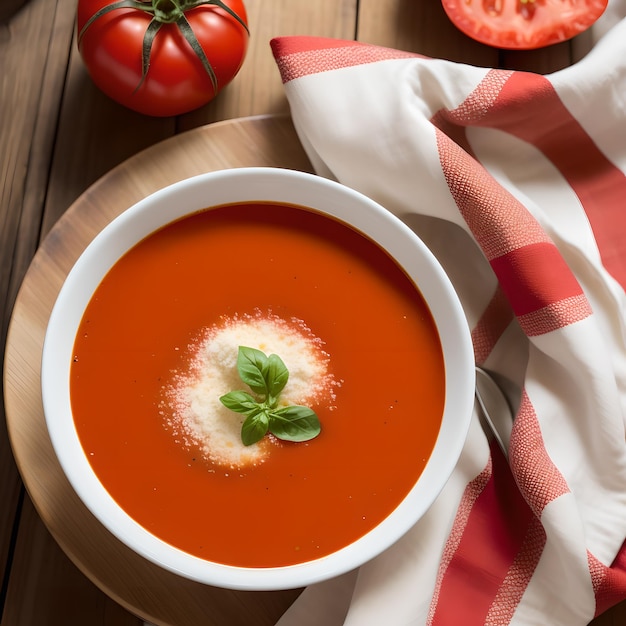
[267,353,289,403]
[220,346,323,447]
[269,406,321,442]
[219,390,259,415]
[237,346,270,396]
[241,410,270,446]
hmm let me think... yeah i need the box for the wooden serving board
[4,115,313,626]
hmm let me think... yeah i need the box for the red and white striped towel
[270,12,626,626]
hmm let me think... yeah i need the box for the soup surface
[70,202,445,568]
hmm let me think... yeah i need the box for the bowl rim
[41,166,475,590]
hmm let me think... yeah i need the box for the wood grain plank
[571,29,596,63]
[0,0,76,604]
[3,496,143,626]
[357,0,499,66]
[177,0,359,131]
[40,32,176,237]
[499,41,574,73]
[0,0,28,24]
[5,0,76,330]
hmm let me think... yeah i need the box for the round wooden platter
[4,115,313,626]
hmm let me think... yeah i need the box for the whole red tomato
[77,0,249,117]
[442,0,607,49]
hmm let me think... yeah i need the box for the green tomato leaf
[241,410,270,446]
[237,346,270,396]
[269,406,321,443]
[135,18,162,93]
[78,0,152,45]
[175,15,218,93]
[267,353,289,403]
[219,390,259,415]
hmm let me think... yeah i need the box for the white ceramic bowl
[42,167,474,591]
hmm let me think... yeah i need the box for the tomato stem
[153,0,183,23]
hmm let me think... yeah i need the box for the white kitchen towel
[270,11,626,626]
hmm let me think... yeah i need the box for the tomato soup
[70,202,445,568]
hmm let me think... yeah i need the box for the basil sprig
[220,346,321,446]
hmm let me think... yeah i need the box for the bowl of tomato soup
[42,167,474,590]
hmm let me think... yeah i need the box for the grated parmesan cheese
[162,311,339,468]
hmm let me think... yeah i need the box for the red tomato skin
[77,0,249,116]
[442,0,608,50]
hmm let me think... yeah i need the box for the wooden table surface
[1,1,624,624]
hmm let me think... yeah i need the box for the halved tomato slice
[442,0,608,49]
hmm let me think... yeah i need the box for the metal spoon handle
[475,366,513,458]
